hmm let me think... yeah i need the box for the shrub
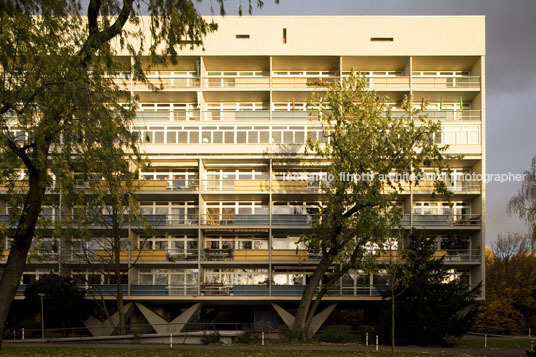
[316,325,352,343]
[235,328,251,344]
[357,324,376,342]
[201,330,220,345]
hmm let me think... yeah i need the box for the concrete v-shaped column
[135,302,202,334]
[84,302,135,337]
[271,303,337,337]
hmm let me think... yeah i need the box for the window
[370,37,394,42]
[235,34,250,39]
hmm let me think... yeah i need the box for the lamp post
[37,293,45,342]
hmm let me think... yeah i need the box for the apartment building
[1,16,485,334]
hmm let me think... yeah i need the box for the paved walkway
[4,342,527,356]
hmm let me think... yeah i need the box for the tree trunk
[0,171,46,348]
[391,289,395,357]
[113,214,125,335]
[292,255,331,340]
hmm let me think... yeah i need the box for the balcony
[203,76,269,89]
[0,249,57,262]
[202,179,270,192]
[0,214,199,228]
[201,214,270,226]
[443,249,481,263]
[365,76,410,89]
[83,249,198,263]
[421,110,481,121]
[412,181,481,194]
[412,76,480,89]
[135,179,199,192]
[133,72,200,90]
[84,284,198,296]
[135,110,201,122]
[272,76,339,89]
[205,110,270,121]
[401,214,481,227]
[201,249,317,262]
[201,284,387,297]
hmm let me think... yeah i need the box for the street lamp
[37,293,45,342]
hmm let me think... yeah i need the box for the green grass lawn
[450,335,534,349]
[0,347,478,357]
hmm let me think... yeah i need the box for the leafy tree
[508,156,536,252]
[476,235,536,332]
[293,73,447,340]
[384,233,414,356]
[380,234,480,345]
[0,0,272,346]
[62,138,151,335]
[24,274,89,330]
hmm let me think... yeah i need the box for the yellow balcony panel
[134,179,168,191]
[0,182,28,191]
[1,250,9,260]
[233,249,269,261]
[271,180,308,193]
[93,249,168,262]
[233,179,270,192]
[376,249,446,263]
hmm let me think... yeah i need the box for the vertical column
[57,178,63,276]
[269,56,273,121]
[197,158,203,296]
[268,158,273,296]
[199,56,206,120]
[339,56,343,84]
[475,56,486,298]
[408,57,414,229]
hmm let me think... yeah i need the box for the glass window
[189,131,199,144]
[166,132,176,144]
[154,131,164,144]
[178,132,188,143]
[237,131,247,144]
[213,131,223,143]
[283,131,293,144]
[224,131,234,144]
[248,131,258,144]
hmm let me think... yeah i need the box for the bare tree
[492,233,531,259]
[508,156,536,252]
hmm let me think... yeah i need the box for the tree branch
[78,0,134,66]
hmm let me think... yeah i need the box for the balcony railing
[412,76,480,89]
[202,179,324,193]
[135,110,201,121]
[84,284,198,296]
[135,179,199,192]
[69,248,199,263]
[200,214,317,227]
[203,77,270,89]
[201,284,388,297]
[201,214,270,226]
[13,282,390,298]
[411,181,481,194]
[443,249,481,263]
[401,214,481,227]
[272,76,339,89]
[133,75,200,90]
[202,179,270,192]
[132,110,481,122]
[0,214,199,228]
[421,110,481,121]
[200,249,318,262]
[365,76,410,89]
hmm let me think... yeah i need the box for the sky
[193,0,536,246]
